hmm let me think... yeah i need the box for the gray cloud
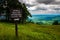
[26,4,35,7]
[19,0,60,4]
[51,1,60,4]
[36,0,55,4]
[36,0,60,4]
[25,0,60,7]
[19,0,60,14]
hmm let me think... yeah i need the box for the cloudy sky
[19,0,60,15]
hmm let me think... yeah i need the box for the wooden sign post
[11,9,22,37]
[14,19,19,37]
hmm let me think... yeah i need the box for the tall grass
[0,22,60,40]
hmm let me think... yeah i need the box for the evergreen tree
[53,20,59,25]
[21,3,32,23]
[0,0,32,23]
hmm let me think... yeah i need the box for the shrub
[53,20,59,25]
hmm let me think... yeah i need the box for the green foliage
[0,6,4,13]
[7,0,19,8]
[7,0,32,18]
[0,0,32,23]
[53,20,59,25]
[21,3,32,23]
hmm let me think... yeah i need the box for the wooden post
[15,21,18,37]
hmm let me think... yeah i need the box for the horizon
[31,13,60,15]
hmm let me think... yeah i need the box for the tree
[53,20,59,25]
[0,0,5,15]
[0,0,32,23]
[7,0,32,23]
[21,3,32,23]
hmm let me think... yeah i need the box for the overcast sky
[19,0,60,15]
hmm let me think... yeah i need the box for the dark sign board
[11,9,22,19]
[10,9,22,37]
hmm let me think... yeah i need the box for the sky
[19,0,60,15]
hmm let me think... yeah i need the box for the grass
[0,22,60,40]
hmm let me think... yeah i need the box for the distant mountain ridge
[28,14,60,22]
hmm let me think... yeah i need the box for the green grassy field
[0,22,60,40]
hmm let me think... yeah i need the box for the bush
[53,20,59,25]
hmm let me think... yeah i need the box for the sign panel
[11,9,22,19]
[10,9,22,37]
[14,18,19,21]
